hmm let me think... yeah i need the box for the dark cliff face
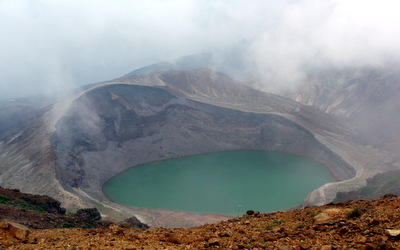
[50,77,355,195]
[52,85,176,188]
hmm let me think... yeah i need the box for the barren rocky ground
[4,195,400,249]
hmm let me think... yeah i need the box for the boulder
[0,221,30,245]
[123,216,149,229]
[314,208,351,224]
[385,229,400,237]
[76,208,101,221]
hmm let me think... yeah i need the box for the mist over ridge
[1,0,400,99]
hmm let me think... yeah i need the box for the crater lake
[103,151,334,216]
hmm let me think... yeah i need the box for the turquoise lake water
[103,151,334,216]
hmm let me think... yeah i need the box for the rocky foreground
[3,195,400,249]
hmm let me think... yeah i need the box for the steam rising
[1,0,400,98]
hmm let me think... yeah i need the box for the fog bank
[1,0,400,99]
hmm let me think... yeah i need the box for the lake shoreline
[102,151,334,226]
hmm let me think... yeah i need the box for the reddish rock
[208,237,220,246]
[3,196,400,249]
[0,221,30,245]
[385,229,400,237]
[298,241,310,249]
[166,233,183,244]
[355,235,367,243]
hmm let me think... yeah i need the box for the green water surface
[103,151,334,216]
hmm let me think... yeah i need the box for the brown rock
[365,243,378,249]
[109,225,124,235]
[298,241,310,249]
[208,237,220,246]
[369,218,380,225]
[3,195,400,249]
[314,208,351,224]
[218,231,230,237]
[0,221,30,244]
[320,245,332,250]
[314,213,331,224]
[355,235,367,243]
[264,235,278,241]
[385,229,400,237]
[278,244,290,250]
[10,222,29,240]
[166,233,183,244]
[338,226,348,235]
[0,221,10,229]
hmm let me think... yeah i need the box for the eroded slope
[0,68,390,227]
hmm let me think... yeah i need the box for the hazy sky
[1,0,400,99]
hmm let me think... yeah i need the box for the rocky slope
[0,68,398,227]
[335,170,400,203]
[0,186,112,230]
[4,195,400,249]
[283,65,400,201]
[0,186,150,232]
[284,65,400,155]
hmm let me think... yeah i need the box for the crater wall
[51,84,355,203]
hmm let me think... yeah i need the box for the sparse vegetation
[347,207,361,218]
[335,170,400,203]
[306,210,320,218]
[62,221,76,228]
[0,193,47,213]
[263,224,276,229]
[264,219,286,229]
[0,194,12,204]
[0,186,116,229]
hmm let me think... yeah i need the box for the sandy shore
[100,200,232,228]
[304,135,400,207]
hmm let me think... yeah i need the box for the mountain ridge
[0,68,398,227]
[283,65,400,155]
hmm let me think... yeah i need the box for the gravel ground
[5,195,400,249]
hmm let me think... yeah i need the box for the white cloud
[248,0,400,90]
[1,0,400,98]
